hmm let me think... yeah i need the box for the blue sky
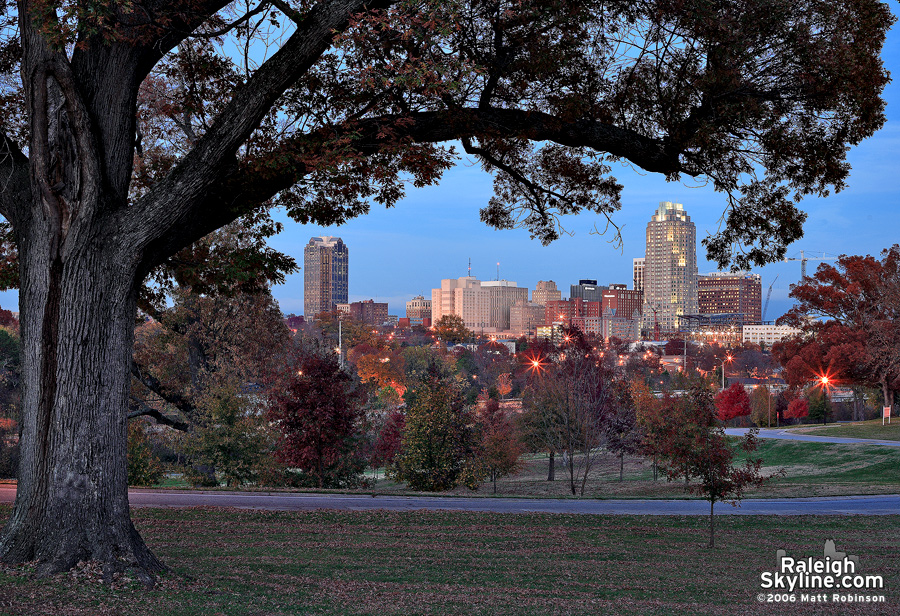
[272,15,900,320]
[3,13,897,322]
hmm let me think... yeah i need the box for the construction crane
[762,275,778,322]
[784,250,836,281]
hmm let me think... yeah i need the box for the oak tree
[432,314,473,344]
[0,0,893,578]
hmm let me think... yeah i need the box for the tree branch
[128,397,190,431]
[0,131,32,228]
[137,106,684,267]
[131,361,198,419]
[129,0,397,267]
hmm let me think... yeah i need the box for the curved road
[724,427,900,447]
[1,484,897,515]
[2,430,896,517]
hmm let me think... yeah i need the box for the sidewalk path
[724,427,900,448]
[1,484,898,515]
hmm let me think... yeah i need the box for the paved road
[725,427,900,447]
[1,484,897,515]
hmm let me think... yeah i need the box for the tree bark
[547,450,555,482]
[0,235,163,579]
[0,21,165,578]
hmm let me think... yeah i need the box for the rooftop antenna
[468,257,471,278]
[497,262,500,281]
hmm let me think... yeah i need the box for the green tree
[433,314,474,344]
[392,363,480,491]
[126,422,163,487]
[807,388,829,425]
[181,382,274,488]
[749,385,774,428]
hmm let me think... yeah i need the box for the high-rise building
[431,277,490,331]
[482,280,528,331]
[698,272,762,325]
[431,277,527,332]
[642,202,698,335]
[304,236,348,318]
[602,284,642,321]
[633,258,645,293]
[531,280,562,305]
[405,295,432,322]
[570,279,606,302]
[544,298,601,326]
[350,299,388,326]
[510,301,546,336]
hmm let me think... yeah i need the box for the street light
[815,372,833,425]
[722,354,733,389]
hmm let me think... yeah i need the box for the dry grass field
[1,506,898,616]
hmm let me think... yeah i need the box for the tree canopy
[0,0,892,269]
[775,245,900,409]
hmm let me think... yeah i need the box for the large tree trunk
[0,233,163,579]
[0,39,163,578]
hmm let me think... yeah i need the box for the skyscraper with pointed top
[642,202,698,335]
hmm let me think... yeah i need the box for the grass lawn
[0,506,896,615]
[136,439,900,500]
[782,419,900,442]
[350,439,900,500]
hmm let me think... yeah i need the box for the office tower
[570,279,606,302]
[642,202,698,334]
[531,280,562,305]
[405,295,432,321]
[482,280,528,331]
[350,299,389,326]
[510,301,546,336]
[633,258,645,293]
[431,277,527,332]
[432,277,490,331]
[303,236,349,318]
[698,272,762,324]
[602,284,643,321]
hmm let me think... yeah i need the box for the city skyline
[0,22,895,322]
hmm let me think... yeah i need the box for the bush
[127,422,163,487]
[0,432,18,479]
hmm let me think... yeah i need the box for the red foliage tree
[371,410,406,471]
[715,383,752,423]
[784,398,810,420]
[656,385,772,548]
[476,397,524,493]
[266,351,367,488]
[775,246,900,411]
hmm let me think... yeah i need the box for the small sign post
[884,406,891,426]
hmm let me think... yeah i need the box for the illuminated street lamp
[722,354,733,389]
[814,372,834,425]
